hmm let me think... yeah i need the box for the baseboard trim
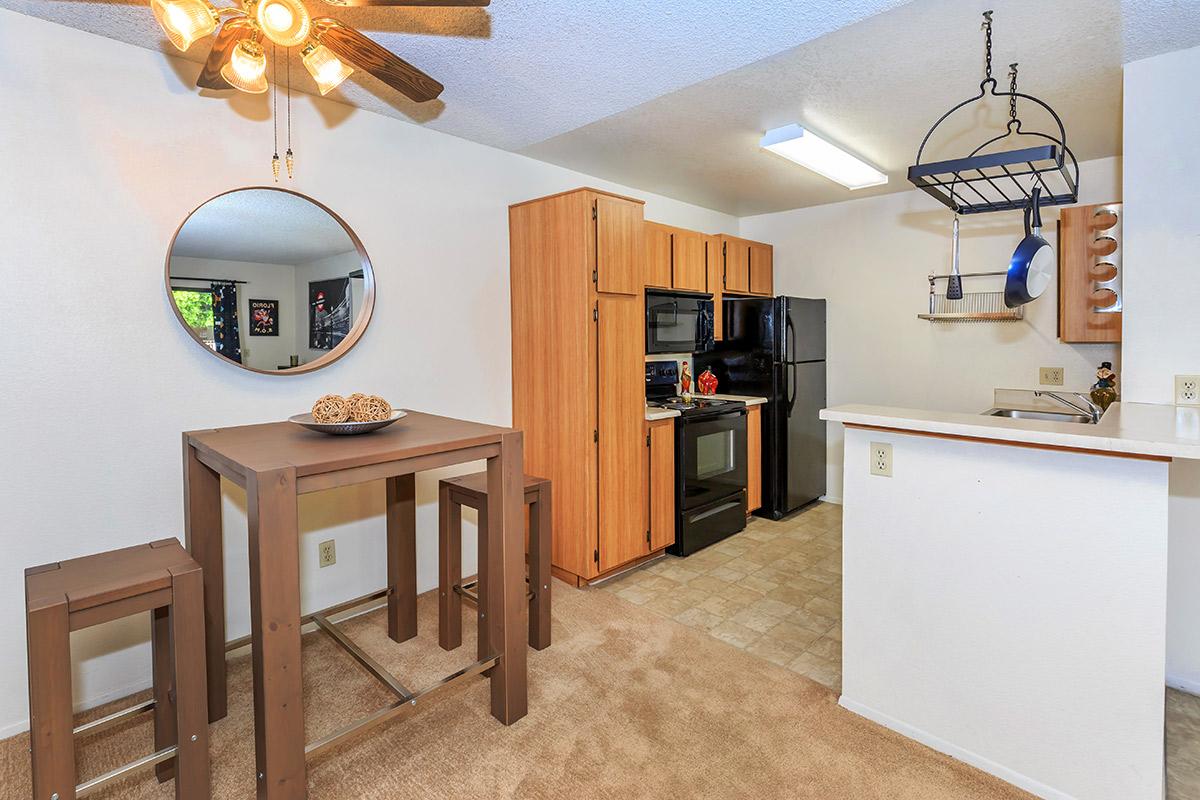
[0,678,154,741]
[818,494,842,505]
[837,695,1077,800]
[1167,672,1200,696]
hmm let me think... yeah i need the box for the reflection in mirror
[166,188,373,374]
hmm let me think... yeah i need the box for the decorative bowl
[288,410,407,436]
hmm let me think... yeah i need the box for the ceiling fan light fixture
[760,124,887,190]
[302,43,354,95]
[151,0,218,52]
[255,0,311,48]
[220,39,269,94]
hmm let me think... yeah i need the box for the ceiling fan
[150,0,488,101]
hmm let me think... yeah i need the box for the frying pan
[1004,187,1055,308]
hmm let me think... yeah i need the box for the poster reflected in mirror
[249,299,279,336]
[309,278,351,351]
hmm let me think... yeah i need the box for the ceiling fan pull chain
[271,43,281,182]
[286,46,295,180]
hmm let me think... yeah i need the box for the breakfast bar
[182,411,528,800]
[821,401,1200,800]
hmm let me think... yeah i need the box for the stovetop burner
[649,396,733,412]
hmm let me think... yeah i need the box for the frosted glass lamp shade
[303,44,354,95]
[151,0,217,52]
[256,0,312,48]
[221,40,269,94]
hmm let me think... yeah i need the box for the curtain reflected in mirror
[166,187,374,374]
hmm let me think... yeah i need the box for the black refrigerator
[697,296,827,519]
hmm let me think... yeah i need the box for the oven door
[678,409,748,510]
[646,293,714,354]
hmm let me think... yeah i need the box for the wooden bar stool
[438,472,552,654]
[24,539,209,800]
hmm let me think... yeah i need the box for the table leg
[247,467,306,800]
[183,438,226,723]
[476,503,489,665]
[485,431,528,724]
[530,486,552,650]
[386,474,417,643]
[438,483,462,651]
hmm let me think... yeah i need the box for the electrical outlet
[1176,375,1200,406]
[1039,367,1064,386]
[869,442,893,477]
[318,539,336,568]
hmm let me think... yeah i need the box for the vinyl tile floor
[601,501,1200,799]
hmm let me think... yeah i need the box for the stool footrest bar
[75,746,178,798]
[73,699,156,737]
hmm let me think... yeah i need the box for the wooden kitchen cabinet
[723,235,751,294]
[1058,202,1122,343]
[645,418,675,553]
[644,221,673,289]
[672,228,707,292]
[706,235,724,341]
[749,242,774,296]
[510,188,646,583]
[746,404,762,513]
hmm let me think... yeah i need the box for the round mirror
[166,187,374,374]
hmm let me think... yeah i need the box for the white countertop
[819,401,1200,460]
[645,407,680,421]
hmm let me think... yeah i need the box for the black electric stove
[646,361,747,556]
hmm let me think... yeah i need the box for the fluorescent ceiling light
[760,124,888,190]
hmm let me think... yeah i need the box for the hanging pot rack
[907,10,1079,215]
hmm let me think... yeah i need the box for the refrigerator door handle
[786,316,796,364]
[786,362,797,413]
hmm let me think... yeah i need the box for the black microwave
[645,290,715,355]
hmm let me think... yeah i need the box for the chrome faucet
[1033,391,1103,423]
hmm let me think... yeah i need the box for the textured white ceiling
[171,188,358,263]
[4,0,1199,215]
[0,0,911,151]
[521,0,1200,215]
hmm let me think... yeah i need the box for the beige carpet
[0,583,1031,800]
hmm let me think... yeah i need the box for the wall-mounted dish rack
[919,271,1024,323]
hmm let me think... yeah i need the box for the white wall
[740,157,1122,503]
[1121,44,1200,694]
[0,9,738,737]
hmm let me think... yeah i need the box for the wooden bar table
[182,411,527,800]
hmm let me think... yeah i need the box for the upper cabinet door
[594,195,643,296]
[724,237,750,294]
[706,235,724,341]
[644,222,673,289]
[749,242,773,296]
[672,228,707,292]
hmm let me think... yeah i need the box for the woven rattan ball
[350,394,392,423]
[311,394,350,424]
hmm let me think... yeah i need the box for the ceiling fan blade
[314,19,444,102]
[322,0,489,6]
[196,19,254,90]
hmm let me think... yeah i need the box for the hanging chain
[284,50,294,181]
[1008,62,1019,122]
[271,44,280,181]
[981,10,993,81]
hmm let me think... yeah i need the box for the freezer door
[775,360,827,514]
[779,297,826,364]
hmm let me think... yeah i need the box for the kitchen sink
[983,408,1095,424]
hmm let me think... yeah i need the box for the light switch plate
[1176,375,1200,406]
[869,442,893,477]
[1040,367,1064,386]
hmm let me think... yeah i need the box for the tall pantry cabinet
[509,188,647,583]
